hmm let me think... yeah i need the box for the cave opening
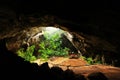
[4,22,115,68]
[0,11,119,68]
[6,26,87,66]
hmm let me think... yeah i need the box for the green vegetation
[38,31,69,59]
[81,56,102,65]
[17,45,36,61]
[16,29,69,61]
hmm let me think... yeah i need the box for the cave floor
[33,57,120,80]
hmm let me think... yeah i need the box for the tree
[38,31,69,59]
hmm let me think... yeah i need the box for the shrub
[81,56,102,65]
[38,31,69,59]
[17,45,36,61]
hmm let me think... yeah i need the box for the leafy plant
[17,45,36,61]
[38,31,69,59]
[86,57,94,64]
[81,56,102,65]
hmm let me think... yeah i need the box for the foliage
[81,56,102,65]
[17,45,36,61]
[16,29,70,61]
[86,57,94,64]
[38,31,69,59]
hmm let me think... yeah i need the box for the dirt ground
[33,57,120,80]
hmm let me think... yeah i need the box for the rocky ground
[33,57,120,80]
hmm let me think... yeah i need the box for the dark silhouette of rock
[63,69,86,80]
[50,66,64,80]
[87,72,108,80]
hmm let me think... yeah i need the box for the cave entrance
[11,26,82,65]
[4,22,109,67]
